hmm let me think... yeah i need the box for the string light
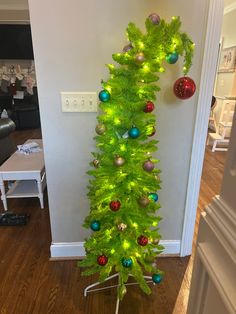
[138,41,144,49]
[143,63,150,72]
[123,240,131,249]
[114,118,121,125]
[120,144,126,151]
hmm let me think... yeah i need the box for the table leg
[0,177,8,211]
[37,179,44,209]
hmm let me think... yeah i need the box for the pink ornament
[148,13,161,25]
[143,160,155,172]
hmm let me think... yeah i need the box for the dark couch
[0,87,40,130]
[0,118,16,165]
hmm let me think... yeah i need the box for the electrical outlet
[61,92,97,112]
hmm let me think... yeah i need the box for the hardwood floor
[0,131,227,314]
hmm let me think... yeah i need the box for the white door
[187,111,236,313]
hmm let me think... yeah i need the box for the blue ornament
[90,220,101,231]
[99,90,110,102]
[152,273,162,284]
[166,52,179,64]
[128,126,140,139]
[121,257,133,268]
[148,193,158,202]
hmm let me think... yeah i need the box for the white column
[187,112,236,313]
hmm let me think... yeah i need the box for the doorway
[181,0,236,256]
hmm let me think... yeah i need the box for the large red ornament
[137,235,149,246]
[144,101,155,113]
[109,200,121,211]
[173,76,196,99]
[97,255,108,266]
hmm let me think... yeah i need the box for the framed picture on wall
[218,46,236,73]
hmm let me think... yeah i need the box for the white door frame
[180,0,224,256]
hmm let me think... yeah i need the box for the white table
[0,139,46,211]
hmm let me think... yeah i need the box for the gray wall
[28,0,209,245]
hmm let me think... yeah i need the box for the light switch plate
[61,92,97,112]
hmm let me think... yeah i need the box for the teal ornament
[90,220,101,231]
[152,273,162,284]
[166,52,179,64]
[99,90,110,102]
[128,126,140,139]
[148,193,158,202]
[122,257,133,268]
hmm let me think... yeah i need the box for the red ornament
[97,255,108,266]
[173,76,196,99]
[144,101,155,113]
[109,200,121,211]
[137,235,148,246]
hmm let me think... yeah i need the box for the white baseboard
[50,240,181,259]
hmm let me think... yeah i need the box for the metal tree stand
[84,273,155,314]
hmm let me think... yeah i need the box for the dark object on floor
[0,211,30,226]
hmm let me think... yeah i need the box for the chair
[207,99,235,152]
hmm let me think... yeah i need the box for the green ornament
[90,220,101,231]
[152,273,162,284]
[166,52,179,64]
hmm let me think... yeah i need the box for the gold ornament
[155,175,161,181]
[93,159,100,168]
[118,223,127,231]
[95,124,106,135]
[138,196,150,208]
[114,156,125,167]
[152,239,160,245]
[135,52,145,64]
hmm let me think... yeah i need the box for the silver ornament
[135,52,145,64]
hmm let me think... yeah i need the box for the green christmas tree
[79,13,194,299]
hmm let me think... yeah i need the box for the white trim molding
[50,240,181,259]
[187,195,236,313]
[50,242,86,259]
[180,0,224,257]
[205,195,236,261]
